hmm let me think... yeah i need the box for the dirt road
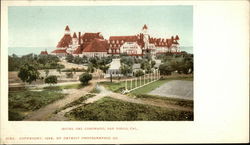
[24,81,96,121]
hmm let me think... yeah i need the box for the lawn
[100,78,157,93]
[65,97,193,121]
[135,94,193,108]
[9,90,66,121]
[100,75,193,95]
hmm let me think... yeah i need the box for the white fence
[122,70,160,94]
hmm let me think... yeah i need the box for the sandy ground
[148,80,193,100]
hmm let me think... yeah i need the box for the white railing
[122,70,160,94]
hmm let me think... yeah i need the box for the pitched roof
[51,49,68,54]
[73,32,77,38]
[81,32,103,40]
[65,25,70,31]
[142,24,148,30]
[40,50,48,55]
[175,35,179,40]
[72,47,82,54]
[83,39,108,52]
[56,34,72,48]
[109,36,138,42]
[166,39,173,48]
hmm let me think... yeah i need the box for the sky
[8,6,193,47]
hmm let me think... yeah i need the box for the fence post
[135,77,137,88]
[144,75,145,85]
[130,79,132,90]
[125,78,127,90]
[140,76,141,86]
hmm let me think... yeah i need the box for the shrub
[66,54,74,63]
[45,75,57,85]
[159,63,173,75]
[79,73,92,85]
[134,70,144,77]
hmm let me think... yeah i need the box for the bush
[134,70,144,77]
[45,75,57,85]
[159,63,173,75]
[79,73,92,85]
[66,54,74,63]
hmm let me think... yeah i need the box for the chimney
[78,32,81,45]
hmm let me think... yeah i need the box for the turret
[72,32,78,45]
[64,25,71,35]
[142,24,148,34]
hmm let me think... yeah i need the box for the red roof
[142,24,148,30]
[83,39,108,52]
[73,32,77,38]
[51,49,68,54]
[65,25,70,31]
[73,47,82,54]
[109,36,138,42]
[56,34,72,48]
[166,39,173,48]
[40,50,48,55]
[81,32,103,40]
[175,35,179,40]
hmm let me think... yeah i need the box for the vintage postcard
[1,0,249,144]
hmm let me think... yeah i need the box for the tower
[64,25,71,35]
[142,24,150,53]
[72,32,78,46]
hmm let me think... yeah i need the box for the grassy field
[131,76,193,95]
[65,97,193,121]
[100,75,193,95]
[136,94,193,108]
[9,90,66,121]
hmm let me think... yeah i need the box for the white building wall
[120,42,142,55]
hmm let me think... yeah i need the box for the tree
[159,63,173,75]
[151,60,156,68]
[66,54,74,63]
[45,75,57,85]
[44,69,49,77]
[99,65,109,73]
[18,63,40,84]
[89,57,99,68]
[73,56,82,64]
[120,64,132,76]
[79,73,92,85]
[134,70,144,77]
[87,64,94,73]
[120,56,134,66]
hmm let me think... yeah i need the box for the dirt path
[24,81,96,121]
